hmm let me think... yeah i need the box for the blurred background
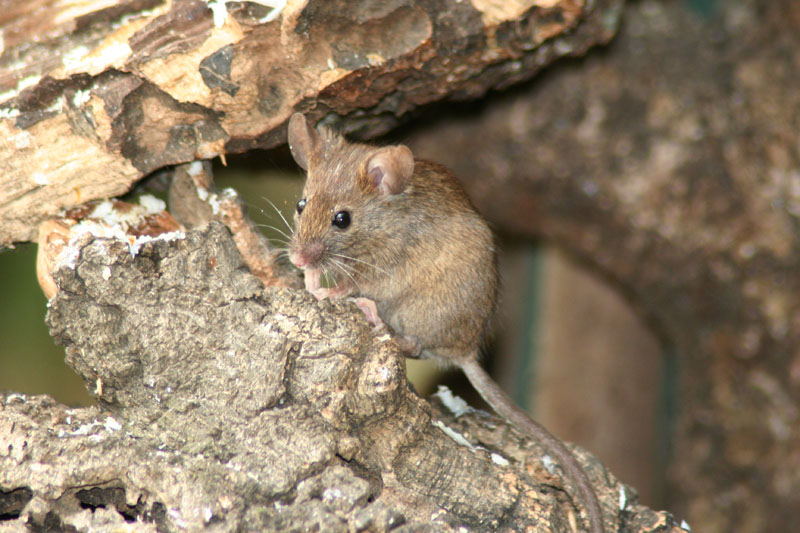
[0,145,670,508]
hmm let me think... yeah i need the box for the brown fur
[290,122,497,364]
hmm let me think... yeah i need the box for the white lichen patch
[187,160,204,176]
[73,88,91,107]
[206,0,286,27]
[167,508,189,529]
[257,0,286,22]
[0,106,19,118]
[53,195,186,272]
[55,235,83,271]
[208,192,223,214]
[32,172,49,185]
[540,454,556,475]
[62,220,129,261]
[322,487,344,502]
[84,40,133,76]
[432,420,474,449]
[128,231,186,257]
[45,98,64,114]
[206,187,238,215]
[12,131,33,150]
[62,44,91,71]
[58,419,102,438]
[207,0,230,28]
[4,393,26,403]
[433,385,472,417]
[375,333,393,343]
[138,194,166,214]
[18,74,42,91]
[103,416,122,431]
[490,452,509,466]
[86,194,165,226]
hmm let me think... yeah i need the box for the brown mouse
[286,113,604,533]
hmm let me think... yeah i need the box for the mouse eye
[332,210,351,229]
[296,198,306,215]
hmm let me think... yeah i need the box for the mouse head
[287,113,415,283]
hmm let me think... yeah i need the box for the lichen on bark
[1,222,679,532]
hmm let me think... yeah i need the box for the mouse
[286,112,605,533]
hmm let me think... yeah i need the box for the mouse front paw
[303,268,321,293]
[352,297,384,328]
[313,285,353,301]
[311,287,332,300]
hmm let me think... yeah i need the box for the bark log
[405,0,800,530]
[1,220,679,532]
[7,0,790,531]
[0,0,621,246]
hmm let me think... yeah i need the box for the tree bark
[1,217,679,532]
[7,0,791,531]
[0,0,621,246]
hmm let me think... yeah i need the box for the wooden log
[0,216,683,532]
[0,0,622,245]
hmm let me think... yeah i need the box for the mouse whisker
[267,240,290,250]
[328,252,389,276]
[330,257,362,285]
[329,258,361,292]
[261,196,295,234]
[235,198,279,222]
[320,264,335,288]
[328,255,358,274]
[255,223,292,242]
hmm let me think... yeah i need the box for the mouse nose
[290,242,324,268]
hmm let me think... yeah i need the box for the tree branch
[2,218,680,532]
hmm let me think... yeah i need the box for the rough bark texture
[404,0,800,531]
[1,223,679,532]
[0,0,622,246]
[5,0,796,531]
[168,160,302,288]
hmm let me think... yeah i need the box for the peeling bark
[0,0,621,246]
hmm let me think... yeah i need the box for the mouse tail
[460,357,605,533]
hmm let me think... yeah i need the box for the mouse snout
[289,241,325,268]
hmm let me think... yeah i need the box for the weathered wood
[0,218,682,532]
[0,0,622,246]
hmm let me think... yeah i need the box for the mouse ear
[365,145,415,196]
[288,113,320,171]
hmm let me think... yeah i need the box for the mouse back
[288,114,497,358]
